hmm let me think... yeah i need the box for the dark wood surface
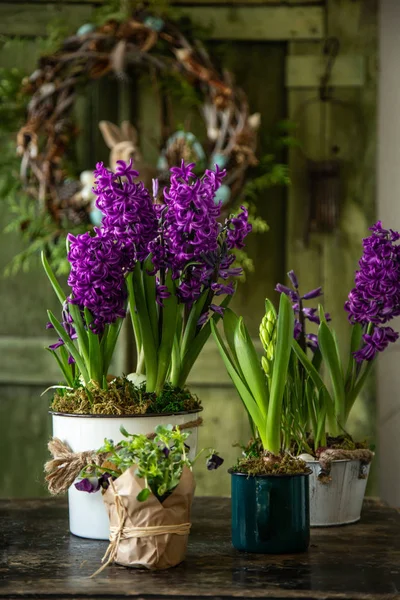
[1,497,399,599]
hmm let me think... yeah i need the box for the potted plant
[212,293,311,554]
[72,424,223,573]
[279,222,398,526]
[44,160,250,539]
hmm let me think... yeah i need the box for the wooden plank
[177,6,324,40]
[0,4,324,40]
[0,40,44,71]
[27,0,324,4]
[0,336,127,385]
[0,4,93,37]
[174,0,323,4]
[286,55,366,88]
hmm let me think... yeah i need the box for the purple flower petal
[206,454,224,470]
[74,478,100,493]
[288,270,299,289]
[301,287,323,300]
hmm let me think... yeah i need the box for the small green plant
[211,293,294,456]
[77,424,223,502]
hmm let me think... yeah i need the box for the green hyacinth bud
[259,310,277,376]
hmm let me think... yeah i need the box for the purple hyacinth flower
[345,222,400,328]
[302,287,323,300]
[197,312,209,326]
[206,454,224,470]
[156,282,170,307]
[275,283,298,302]
[74,478,100,493]
[288,270,299,289]
[152,178,159,199]
[210,304,225,316]
[354,326,399,363]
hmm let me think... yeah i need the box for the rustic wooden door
[0,0,328,497]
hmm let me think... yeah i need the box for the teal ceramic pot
[230,470,311,554]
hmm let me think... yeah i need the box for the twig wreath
[16,10,260,235]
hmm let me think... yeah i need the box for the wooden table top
[1,497,399,599]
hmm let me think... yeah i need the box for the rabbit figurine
[75,120,157,225]
[98,120,142,170]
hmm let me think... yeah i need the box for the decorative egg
[210,153,228,169]
[159,131,206,169]
[298,453,315,462]
[76,23,95,36]
[143,16,164,32]
[89,203,103,227]
[214,184,231,206]
[126,373,147,386]
[157,155,169,171]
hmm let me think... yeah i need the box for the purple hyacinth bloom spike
[288,270,299,289]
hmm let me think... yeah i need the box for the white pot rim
[50,407,202,418]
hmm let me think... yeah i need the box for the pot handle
[255,480,271,541]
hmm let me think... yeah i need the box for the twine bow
[44,438,108,495]
[91,479,191,577]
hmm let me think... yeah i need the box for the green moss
[295,434,369,456]
[232,440,307,476]
[51,377,201,415]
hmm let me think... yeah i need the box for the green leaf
[102,318,124,375]
[265,293,295,454]
[68,301,89,367]
[211,319,265,443]
[143,256,159,350]
[128,265,158,391]
[137,488,152,502]
[156,271,178,394]
[120,425,130,437]
[177,294,233,388]
[180,289,208,359]
[234,316,268,418]
[47,310,90,384]
[41,251,66,306]
[126,272,143,370]
[318,321,346,424]
[46,348,74,387]
[84,308,102,385]
[345,358,374,421]
[345,323,363,387]
[222,308,244,374]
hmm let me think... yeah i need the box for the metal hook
[319,37,340,102]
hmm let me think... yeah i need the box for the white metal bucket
[51,411,200,540]
[307,459,371,527]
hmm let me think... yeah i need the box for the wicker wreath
[16,10,260,231]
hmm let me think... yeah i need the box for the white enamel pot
[51,410,201,540]
[307,459,371,527]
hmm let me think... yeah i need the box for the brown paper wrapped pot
[102,465,195,570]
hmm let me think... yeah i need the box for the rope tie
[317,448,374,483]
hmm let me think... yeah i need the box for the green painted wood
[286,0,377,492]
[177,6,324,41]
[0,4,94,37]
[0,4,324,41]
[0,386,52,498]
[286,55,366,88]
